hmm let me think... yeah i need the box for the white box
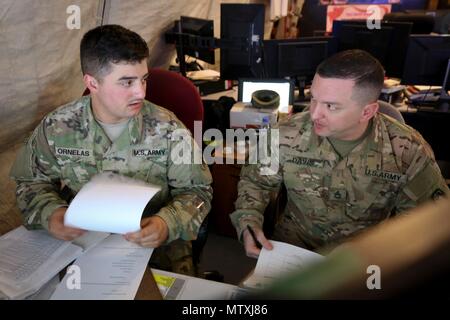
[230,102,278,129]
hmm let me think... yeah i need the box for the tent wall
[0,0,101,150]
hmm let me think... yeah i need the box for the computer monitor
[238,78,295,113]
[402,35,450,112]
[262,36,337,99]
[440,59,450,112]
[332,20,412,78]
[165,16,216,76]
[179,16,215,64]
[383,12,435,34]
[401,35,450,86]
[220,4,265,80]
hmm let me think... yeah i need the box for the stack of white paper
[51,234,153,300]
[0,226,83,299]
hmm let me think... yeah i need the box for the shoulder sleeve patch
[403,161,449,202]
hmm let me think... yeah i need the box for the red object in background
[146,68,204,135]
[326,4,392,33]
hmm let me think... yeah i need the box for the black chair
[378,100,405,123]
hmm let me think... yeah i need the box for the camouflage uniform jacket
[10,96,213,244]
[231,111,449,249]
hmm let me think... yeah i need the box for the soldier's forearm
[16,181,67,229]
[157,187,212,243]
[230,210,264,243]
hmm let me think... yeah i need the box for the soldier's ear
[361,102,378,122]
[84,74,99,92]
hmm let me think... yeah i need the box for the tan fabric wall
[105,0,213,68]
[0,0,101,151]
[0,144,23,235]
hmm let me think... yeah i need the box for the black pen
[247,225,262,249]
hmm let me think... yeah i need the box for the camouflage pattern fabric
[231,112,449,249]
[10,96,212,275]
[149,239,196,276]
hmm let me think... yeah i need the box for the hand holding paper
[125,215,168,248]
[64,173,161,234]
[243,240,324,290]
[48,207,85,241]
[243,225,273,259]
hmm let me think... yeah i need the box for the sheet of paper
[187,69,220,80]
[243,240,324,289]
[72,231,110,252]
[50,234,153,300]
[0,226,83,299]
[64,172,161,234]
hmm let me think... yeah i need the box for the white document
[72,231,110,252]
[0,226,83,300]
[64,172,161,234]
[51,234,153,300]
[243,240,324,289]
[187,69,220,80]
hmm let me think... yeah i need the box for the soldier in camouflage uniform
[10,25,212,276]
[231,49,449,258]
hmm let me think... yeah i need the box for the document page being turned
[243,240,325,290]
[64,172,161,234]
[50,234,153,299]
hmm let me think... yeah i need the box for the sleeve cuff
[40,202,68,230]
[155,209,178,244]
[230,209,264,243]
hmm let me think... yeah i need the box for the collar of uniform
[290,112,338,163]
[128,107,143,145]
[346,114,397,171]
[343,116,378,170]
[82,96,113,152]
[305,113,338,162]
[374,113,403,173]
[295,112,315,152]
[80,95,92,132]
[82,96,144,146]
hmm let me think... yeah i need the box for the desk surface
[202,87,237,101]
[135,268,163,300]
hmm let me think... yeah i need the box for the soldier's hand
[124,216,168,248]
[48,207,86,241]
[243,227,273,259]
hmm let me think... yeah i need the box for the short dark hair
[316,49,385,105]
[80,24,149,79]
